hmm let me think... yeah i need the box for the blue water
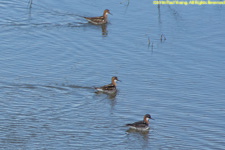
[0,0,225,149]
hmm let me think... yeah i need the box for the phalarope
[95,76,120,93]
[126,114,154,131]
[84,9,112,25]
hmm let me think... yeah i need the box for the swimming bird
[84,9,112,25]
[126,114,154,131]
[95,76,120,94]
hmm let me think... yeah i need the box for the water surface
[0,0,225,149]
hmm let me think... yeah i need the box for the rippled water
[0,0,225,149]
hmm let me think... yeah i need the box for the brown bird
[84,9,112,25]
[126,114,154,131]
[95,76,120,94]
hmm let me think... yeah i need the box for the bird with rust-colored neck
[95,76,120,94]
[84,9,112,25]
[126,114,154,131]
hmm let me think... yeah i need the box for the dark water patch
[62,83,94,90]
[0,81,69,92]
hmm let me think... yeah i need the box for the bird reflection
[126,128,150,136]
[83,23,108,37]
[101,24,108,36]
[95,90,117,111]
[95,90,117,100]
[126,129,150,149]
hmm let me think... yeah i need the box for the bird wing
[126,121,147,128]
[84,16,105,24]
[96,83,115,91]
